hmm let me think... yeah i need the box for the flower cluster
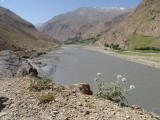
[94,73,135,106]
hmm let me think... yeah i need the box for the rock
[16,60,38,77]
[0,50,20,78]
[16,67,28,77]
[28,66,38,76]
[0,112,7,117]
[72,83,93,95]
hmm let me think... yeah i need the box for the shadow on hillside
[0,97,8,112]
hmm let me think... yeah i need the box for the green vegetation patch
[38,92,56,104]
[29,76,53,91]
[126,35,159,50]
[116,50,160,57]
[104,43,121,50]
[147,16,156,22]
[64,37,99,45]
[21,55,30,58]
[37,52,46,56]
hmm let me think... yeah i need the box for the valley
[1,0,160,119]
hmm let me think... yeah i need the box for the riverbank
[1,77,160,120]
[84,46,160,69]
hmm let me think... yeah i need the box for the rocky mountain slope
[82,12,130,39]
[98,0,160,49]
[38,7,132,41]
[0,6,60,51]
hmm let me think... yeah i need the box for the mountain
[38,7,132,41]
[82,12,130,39]
[98,0,160,50]
[35,23,43,30]
[0,6,60,51]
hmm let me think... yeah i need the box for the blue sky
[0,0,142,25]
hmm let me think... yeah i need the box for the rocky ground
[84,46,160,69]
[0,77,160,120]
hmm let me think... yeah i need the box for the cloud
[0,0,5,2]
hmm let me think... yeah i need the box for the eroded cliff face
[98,0,160,49]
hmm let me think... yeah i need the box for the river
[35,46,160,114]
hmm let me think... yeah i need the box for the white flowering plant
[94,73,135,106]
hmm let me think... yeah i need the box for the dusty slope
[0,77,160,120]
[82,12,130,39]
[38,7,132,41]
[98,0,160,49]
[0,6,60,51]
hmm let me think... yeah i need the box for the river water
[36,46,160,114]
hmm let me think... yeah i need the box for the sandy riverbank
[83,46,160,69]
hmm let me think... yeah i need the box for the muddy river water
[35,46,160,114]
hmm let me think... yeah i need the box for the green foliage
[55,86,62,92]
[147,16,156,22]
[94,82,127,105]
[29,76,53,91]
[94,74,135,106]
[134,46,160,51]
[38,92,56,104]
[126,35,160,50]
[21,55,30,58]
[37,52,46,56]
[104,43,109,47]
[64,37,98,44]
[104,43,121,50]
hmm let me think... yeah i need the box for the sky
[0,0,142,25]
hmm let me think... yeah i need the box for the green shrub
[29,76,53,91]
[38,92,56,104]
[37,52,46,56]
[21,55,30,58]
[134,46,160,51]
[64,37,99,44]
[104,43,110,47]
[55,86,62,92]
[104,43,121,50]
[94,73,135,106]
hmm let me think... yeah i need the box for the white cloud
[0,0,5,2]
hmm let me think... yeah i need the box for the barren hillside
[98,0,160,50]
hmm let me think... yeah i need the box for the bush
[37,52,46,56]
[38,92,56,104]
[134,46,160,51]
[64,37,98,44]
[94,73,135,106]
[104,43,121,50]
[104,43,110,47]
[29,76,53,91]
[21,55,30,58]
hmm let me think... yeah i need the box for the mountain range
[38,7,132,41]
[98,0,160,49]
[0,6,60,51]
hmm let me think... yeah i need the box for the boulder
[16,61,38,77]
[0,50,21,78]
[72,83,93,95]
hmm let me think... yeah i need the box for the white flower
[94,78,98,81]
[117,74,122,79]
[97,72,102,76]
[130,85,135,90]
[122,78,127,82]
